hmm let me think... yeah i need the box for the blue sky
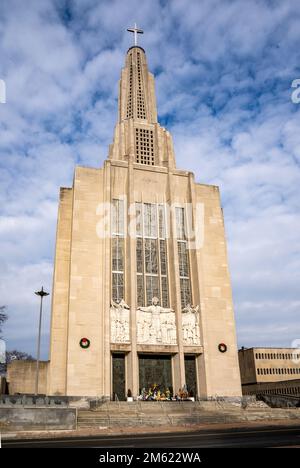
[0,0,300,359]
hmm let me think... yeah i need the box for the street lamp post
[34,286,49,395]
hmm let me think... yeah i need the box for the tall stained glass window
[112,199,124,302]
[136,203,169,307]
[176,207,192,308]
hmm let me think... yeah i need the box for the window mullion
[157,203,163,306]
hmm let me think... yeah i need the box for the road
[2,424,300,448]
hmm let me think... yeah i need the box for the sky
[0,0,300,359]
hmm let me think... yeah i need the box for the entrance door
[138,354,172,394]
[184,355,197,398]
[112,353,126,401]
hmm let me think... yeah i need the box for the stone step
[79,417,212,422]
[77,411,231,428]
[89,405,202,412]
[79,408,232,416]
[77,406,300,428]
[94,402,201,409]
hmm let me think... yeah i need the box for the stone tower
[109,46,175,168]
[47,42,242,399]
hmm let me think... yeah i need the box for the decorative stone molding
[110,299,130,343]
[182,304,201,346]
[137,297,177,345]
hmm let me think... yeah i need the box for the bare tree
[6,350,34,363]
[0,307,34,370]
[0,305,7,338]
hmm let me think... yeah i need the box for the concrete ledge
[136,344,179,353]
[0,407,77,432]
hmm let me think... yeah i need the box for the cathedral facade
[47,43,242,400]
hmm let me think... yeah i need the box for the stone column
[167,170,186,393]
[103,161,112,398]
[187,172,208,398]
[127,162,139,397]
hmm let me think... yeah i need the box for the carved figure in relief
[182,304,201,345]
[110,299,130,343]
[137,297,176,344]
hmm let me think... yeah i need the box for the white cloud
[0,0,300,357]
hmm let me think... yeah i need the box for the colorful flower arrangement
[138,383,194,401]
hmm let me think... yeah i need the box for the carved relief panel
[182,304,201,346]
[137,297,177,345]
[110,300,130,344]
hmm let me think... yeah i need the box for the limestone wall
[47,161,242,399]
[193,183,242,398]
[47,187,73,395]
[0,407,76,432]
[7,360,49,395]
[65,166,108,397]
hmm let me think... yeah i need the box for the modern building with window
[44,41,242,400]
[239,347,300,397]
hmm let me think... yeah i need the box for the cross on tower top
[127,23,144,46]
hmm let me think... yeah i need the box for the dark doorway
[185,355,197,398]
[112,353,126,401]
[138,354,172,394]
